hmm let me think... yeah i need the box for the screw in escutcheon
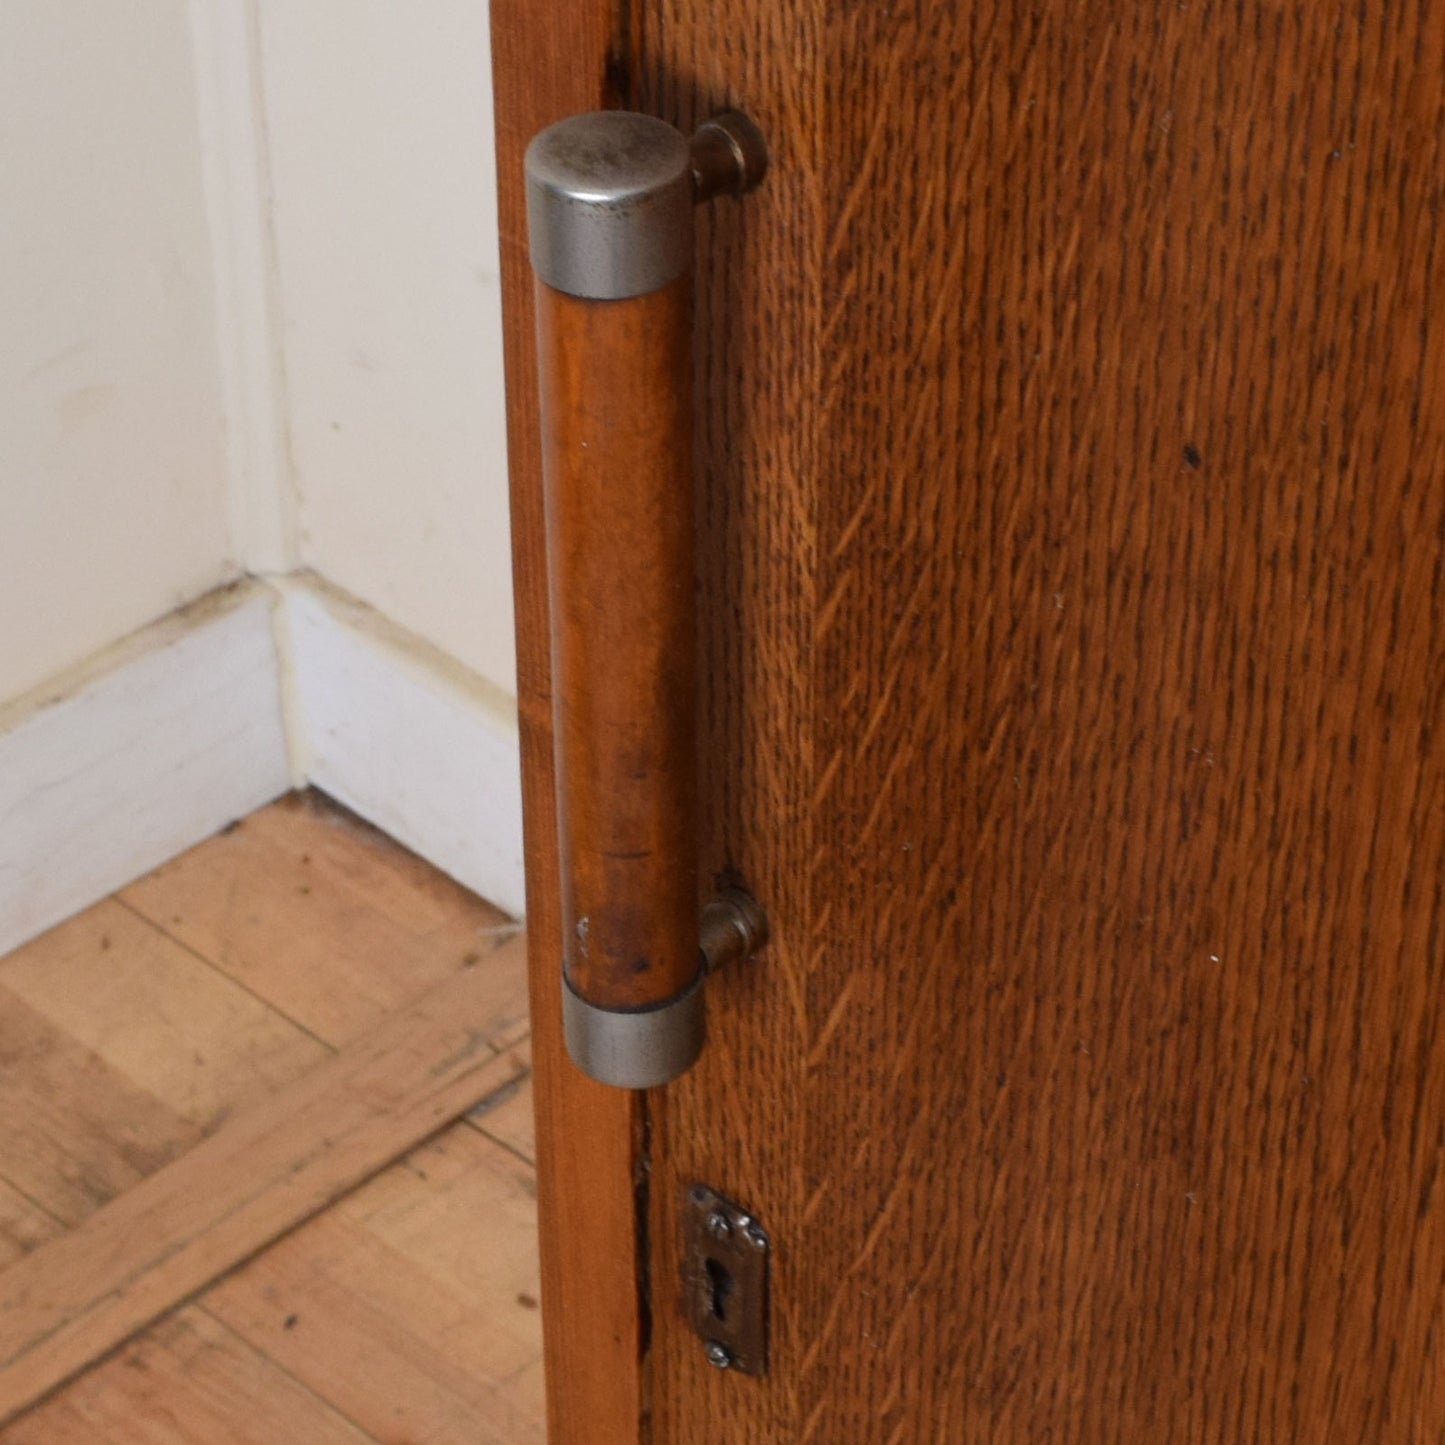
[704,1340,732,1370]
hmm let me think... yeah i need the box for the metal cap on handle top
[526,112,693,300]
[526,110,770,301]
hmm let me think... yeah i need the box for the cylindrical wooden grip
[536,276,699,1013]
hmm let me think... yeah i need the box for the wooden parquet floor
[0,792,544,1443]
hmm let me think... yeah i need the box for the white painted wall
[0,1,526,935]
[256,0,517,698]
[0,0,236,701]
[2,0,518,710]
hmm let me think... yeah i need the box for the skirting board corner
[0,576,526,958]
[0,583,292,959]
[277,575,526,919]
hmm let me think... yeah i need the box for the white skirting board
[0,585,292,959]
[278,577,526,918]
[0,575,526,958]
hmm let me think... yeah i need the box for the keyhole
[705,1257,735,1322]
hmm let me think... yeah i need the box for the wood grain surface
[538,280,700,1010]
[203,1122,546,1445]
[0,1309,376,1445]
[614,4,1445,1442]
[0,794,540,1442]
[0,939,529,1426]
[490,5,652,1442]
[120,796,514,1044]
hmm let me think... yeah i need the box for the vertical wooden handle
[538,274,700,1071]
[526,111,765,1088]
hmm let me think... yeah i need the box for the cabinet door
[494,5,1445,1440]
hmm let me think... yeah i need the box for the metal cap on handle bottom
[526,111,694,301]
[563,970,705,1090]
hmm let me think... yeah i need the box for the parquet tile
[0,792,540,1443]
